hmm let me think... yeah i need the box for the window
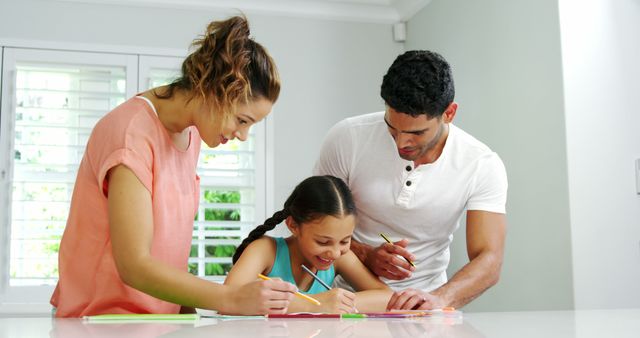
[0,48,137,304]
[0,48,268,309]
[139,56,266,282]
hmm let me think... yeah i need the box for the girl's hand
[314,288,356,314]
[225,279,297,315]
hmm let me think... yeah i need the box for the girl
[225,175,392,313]
[50,16,297,317]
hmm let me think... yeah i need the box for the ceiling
[60,0,433,23]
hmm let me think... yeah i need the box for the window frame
[0,47,138,311]
[137,55,269,282]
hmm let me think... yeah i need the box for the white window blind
[0,48,137,302]
[139,56,266,282]
[0,49,268,309]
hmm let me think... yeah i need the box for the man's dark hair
[381,50,455,118]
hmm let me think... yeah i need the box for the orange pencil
[258,274,321,306]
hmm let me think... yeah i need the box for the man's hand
[386,288,446,310]
[363,239,415,280]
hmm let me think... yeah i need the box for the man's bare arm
[387,210,506,310]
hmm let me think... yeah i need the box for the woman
[51,15,296,317]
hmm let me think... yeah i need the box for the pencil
[258,274,322,306]
[267,312,426,319]
[267,313,340,319]
[301,264,358,313]
[379,233,416,267]
[301,264,332,291]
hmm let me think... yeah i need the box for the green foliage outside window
[189,190,241,276]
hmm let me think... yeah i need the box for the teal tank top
[267,237,335,294]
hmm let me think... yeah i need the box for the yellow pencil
[379,233,416,267]
[257,274,321,306]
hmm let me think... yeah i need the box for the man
[313,50,507,310]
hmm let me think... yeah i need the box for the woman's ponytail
[154,15,279,120]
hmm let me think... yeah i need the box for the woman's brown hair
[154,15,280,119]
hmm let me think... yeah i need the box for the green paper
[83,313,200,322]
[340,313,367,319]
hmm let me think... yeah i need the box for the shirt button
[406,181,412,186]
[405,165,412,171]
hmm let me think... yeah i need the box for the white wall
[11,0,636,313]
[261,19,402,212]
[406,0,574,311]
[0,0,403,218]
[559,0,640,309]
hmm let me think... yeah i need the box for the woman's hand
[313,288,357,314]
[224,279,297,315]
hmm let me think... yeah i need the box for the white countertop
[1,309,639,338]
